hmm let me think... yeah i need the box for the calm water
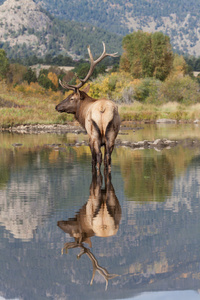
[1,124,200,300]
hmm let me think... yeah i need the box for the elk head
[55,85,90,114]
[55,42,118,113]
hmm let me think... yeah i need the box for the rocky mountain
[0,0,50,57]
[0,0,122,60]
[1,0,200,60]
[36,0,200,56]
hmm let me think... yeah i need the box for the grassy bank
[0,81,200,128]
[119,102,200,122]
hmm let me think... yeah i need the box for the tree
[0,49,9,79]
[73,62,106,81]
[120,31,173,81]
[48,72,58,89]
[23,67,37,84]
[38,69,55,90]
[151,32,174,80]
[171,54,188,76]
[6,63,27,85]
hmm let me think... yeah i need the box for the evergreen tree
[23,68,37,84]
[0,49,9,79]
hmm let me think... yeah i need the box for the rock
[121,141,129,146]
[153,139,164,145]
[156,119,177,124]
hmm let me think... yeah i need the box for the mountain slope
[0,0,122,60]
[36,0,200,56]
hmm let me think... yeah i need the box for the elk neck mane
[75,91,97,128]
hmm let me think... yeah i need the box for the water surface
[1,124,200,300]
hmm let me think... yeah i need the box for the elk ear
[75,88,82,99]
[75,89,85,100]
[82,84,90,94]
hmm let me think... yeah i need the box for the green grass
[119,101,200,122]
[0,81,200,128]
[0,81,74,128]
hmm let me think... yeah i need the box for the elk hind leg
[104,142,114,173]
[89,139,97,171]
[104,121,116,172]
[90,120,103,171]
[89,139,102,171]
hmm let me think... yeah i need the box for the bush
[108,74,118,91]
[89,72,135,103]
[120,86,135,104]
[134,78,162,103]
[158,75,200,104]
[38,72,55,90]
[14,82,46,94]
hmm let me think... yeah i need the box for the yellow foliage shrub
[14,82,46,94]
[48,72,58,88]
[88,71,135,102]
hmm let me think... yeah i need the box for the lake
[1,123,200,300]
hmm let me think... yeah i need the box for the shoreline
[0,118,200,134]
[1,122,200,151]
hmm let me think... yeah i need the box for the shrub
[134,78,162,103]
[120,86,135,104]
[158,75,200,104]
[14,82,46,94]
[89,71,135,103]
[108,74,118,91]
[48,72,59,89]
[38,73,55,90]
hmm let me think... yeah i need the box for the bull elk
[55,43,120,172]
[57,171,121,290]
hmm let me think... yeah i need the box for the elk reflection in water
[57,170,121,290]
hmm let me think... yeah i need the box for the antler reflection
[62,241,118,290]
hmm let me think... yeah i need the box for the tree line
[0,48,119,91]
[0,30,200,104]
[88,31,200,105]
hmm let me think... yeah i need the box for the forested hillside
[0,0,122,60]
[35,0,200,56]
[1,0,200,58]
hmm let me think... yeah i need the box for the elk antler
[61,241,81,255]
[77,246,118,291]
[61,242,118,290]
[59,42,118,91]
